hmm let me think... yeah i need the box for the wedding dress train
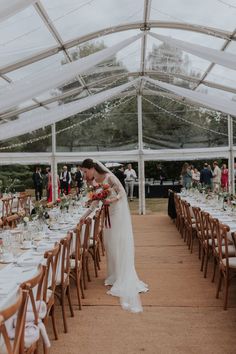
[102,174,148,313]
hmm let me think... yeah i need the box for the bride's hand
[104,199,111,205]
[104,195,119,205]
[80,217,85,224]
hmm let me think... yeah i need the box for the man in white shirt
[59,165,72,195]
[124,164,137,201]
[213,161,221,193]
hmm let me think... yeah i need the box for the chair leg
[216,271,222,299]
[82,261,87,290]
[198,241,201,260]
[97,246,101,262]
[66,285,74,317]
[183,226,187,242]
[80,278,85,299]
[100,235,105,256]
[75,273,82,310]
[50,304,58,340]
[223,275,229,310]
[86,257,91,282]
[61,288,68,333]
[96,249,101,270]
[212,258,217,283]
[204,249,210,278]
[200,249,205,272]
[93,251,98,278]
[190,231,194,253]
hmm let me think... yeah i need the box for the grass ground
[128,198,168,214]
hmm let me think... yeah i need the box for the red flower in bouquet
[89,183,111,202]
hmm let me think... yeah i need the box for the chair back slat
[1,197,13,219]
[200,211,210,245]
[43,243,61,300]
[192,207,202,235]
[20,266,44,326]
[6,214,20,229]
[75,225,82,265]
[216,222,230,268]
[92,211,101,246]
[83,218,92,252]
[0,288,28,354]
[60,232,73,282]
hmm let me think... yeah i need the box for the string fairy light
[145,80,233,123]
[0,95,134,151]
[143,96,233,138]
[216,0,236,9]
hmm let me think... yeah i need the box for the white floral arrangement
[23,216,29,225]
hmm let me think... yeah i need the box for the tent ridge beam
[193,27,236,90]
[0,21,233,75]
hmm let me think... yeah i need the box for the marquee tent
[1,0,236,213]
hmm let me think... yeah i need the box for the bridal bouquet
[88,183,110,201]
[88,183,111,228]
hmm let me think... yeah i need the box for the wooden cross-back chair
[70,224,84,310]
[0,288,28,354]
[208,218,235,283]
[5,214,20,229]
[20,265,46,354]
[55,232,74,334]
[215,222,236,310]
[43,242,61,341]
[89,210,102,278]
[1,197,13,220]
[81,218,92,290]
[180,199,189,242]
[182,201,196,253]
[177,198,186,239]
[16,194,31,216]
[199,211,212,277]
[192,206,204,260]
[173,193,182,233]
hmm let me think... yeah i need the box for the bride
[80,158,148,313]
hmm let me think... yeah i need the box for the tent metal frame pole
[137,94,145,215]
[228,115,235,195]
[51,123,58,202]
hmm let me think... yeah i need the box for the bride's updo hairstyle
[81,158,106,174]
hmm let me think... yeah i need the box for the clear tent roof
[0,0,236,142]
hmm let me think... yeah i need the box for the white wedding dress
[86,171,148,313]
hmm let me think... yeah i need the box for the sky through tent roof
[0,0,236,131]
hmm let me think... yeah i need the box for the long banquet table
[0,206,88,312]
[179,192,236,245]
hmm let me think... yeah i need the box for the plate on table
[0,259,14,264]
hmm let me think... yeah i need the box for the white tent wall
[0,94,235,211]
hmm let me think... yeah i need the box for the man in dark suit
[74,165,83,196]
[114,165,126,189]
[32,166,43,201]
[200,163,213,189]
